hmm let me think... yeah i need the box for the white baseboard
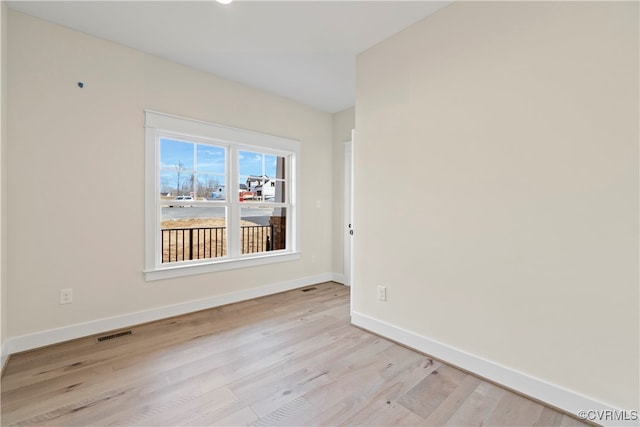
[6,273,333,356]
[1,340,9,373]
[331,273,346,285]
[351,311,637,427]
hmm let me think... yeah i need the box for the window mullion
[228,147,240,257]
[155,135,162,269]
[192,144,197,197]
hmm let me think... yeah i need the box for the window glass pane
[240,176,259,201]
[160,139,194,196]
[239,152,286,202]
[265,154,286,180]
[196,145,225,200]
[196,174,226,200]
[239,150,263,177]
[241,179,286,203]
[161,206,227,263]
[265,154,277,177]
[239,150,261,202]
[196,145,225,175]
[271,180,286,203]
[240,207,287,254]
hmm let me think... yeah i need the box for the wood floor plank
[327,381,415,426]
[485,388,546,426]
[422,374,483,426]
[398,363,468,418]
[211,406,259,426]
[444,380,505,426]
[339,398,417,426]
[1,282,589,427]
[393,410,428,426]
[112,385,239,426]
[536,406,567,427]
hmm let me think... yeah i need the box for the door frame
[342,129,355,312]
[343,140,353,288]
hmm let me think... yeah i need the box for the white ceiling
[7,1,452,113]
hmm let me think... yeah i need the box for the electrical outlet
[377,286,387,301]
[60,288,73,305]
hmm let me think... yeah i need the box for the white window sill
[145,251,301,281]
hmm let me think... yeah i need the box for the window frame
[144,110,301,281]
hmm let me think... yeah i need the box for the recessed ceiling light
[216,0,233,4]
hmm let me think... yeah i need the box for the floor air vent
[97,330,133,343]
[301,287,317,292]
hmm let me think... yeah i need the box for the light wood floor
[1,282,589,426]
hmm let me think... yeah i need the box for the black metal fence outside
[161,225,273,263]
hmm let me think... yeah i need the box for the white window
[144,111,300,281]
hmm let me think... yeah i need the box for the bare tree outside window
[175,161,186,195]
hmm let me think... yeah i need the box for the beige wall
[355,1,638,410]
[6,11,334,339]
[332,107,355,280]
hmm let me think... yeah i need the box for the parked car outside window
[169,196,194,207]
